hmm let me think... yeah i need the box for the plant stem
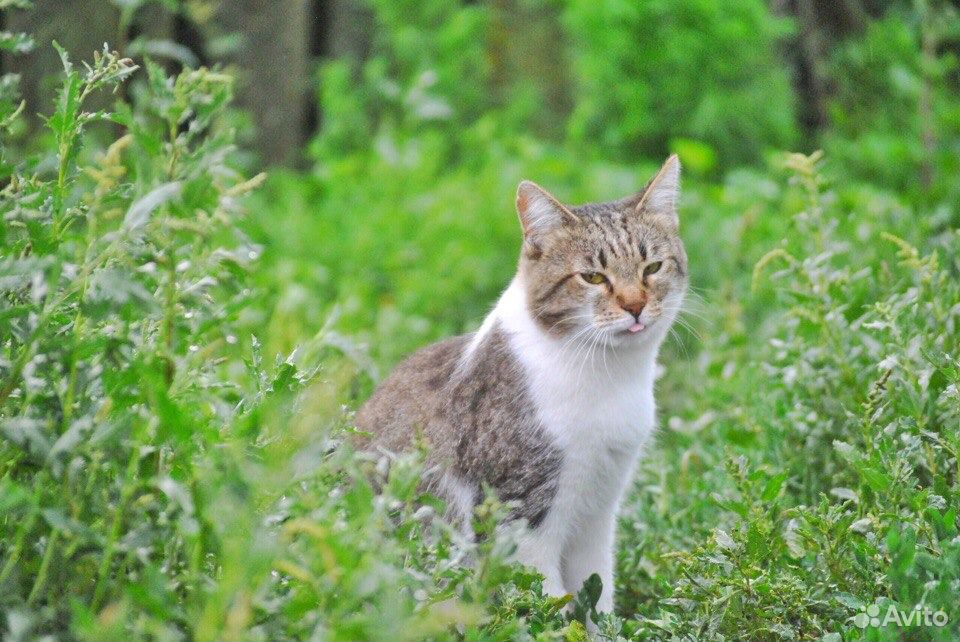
[61,201,100,429]
[0,480,42,586]
[162,253,178,385]
[91,447,139,610]
[26,529,60,605]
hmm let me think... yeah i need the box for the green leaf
[127,38,199,68]
[0,417,51,458]
[715,528,738,551]
[888,525,917,575]
[563,619,588,642]
[127,563,185,621]
[48,42,81,140]
[859,465,891,492]
[0,476,29,512]
[0,256,47,291]
[834,592,864,609]
[830,487,859,503]
[47,418,94,477]
[41,508,102,544]
[0,31,33,54]
[85,267,157,314]
[270,361,298,393]
[832,440,862,463]
[569,573,603,626]
[123,181,182,231]
[761,472,789,501]
[138,361,193,448]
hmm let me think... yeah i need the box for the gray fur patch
[356,324,562,528]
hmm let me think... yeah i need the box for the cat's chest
[495,293,661,449]
[523,354,657,449]
[540,371,655,518]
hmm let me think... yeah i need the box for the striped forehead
[577,213,662,264]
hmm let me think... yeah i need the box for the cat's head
[515,155,687,347]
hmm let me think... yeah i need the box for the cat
[356,154,687,616]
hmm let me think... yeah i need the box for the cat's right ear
[516,181,576,257]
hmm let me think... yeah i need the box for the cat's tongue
[628,322,645,334]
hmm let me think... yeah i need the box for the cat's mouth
[596,316,656,339]
[613,319,649,336]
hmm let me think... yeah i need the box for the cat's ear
[636,154,681,227]
[516,180,577,248]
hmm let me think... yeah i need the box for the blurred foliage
[824,2,960,206]
[2,0,960,640]
[312,0,799,170]
[563,0,798,168]
[310,0,492,166]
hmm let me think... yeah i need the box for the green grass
[2,38,959,642]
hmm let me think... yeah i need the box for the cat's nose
[618,299,644,317]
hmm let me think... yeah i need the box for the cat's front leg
[562,514,616,614]
[514,530,566,598]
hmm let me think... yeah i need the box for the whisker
[669,315,704,342]
[545,311,595,334]
[558,321,594,351]
[577,327,601,385]
[667,325,691,360]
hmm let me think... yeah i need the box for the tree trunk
[489,0,572,138]
[6,0,120,117]
[774,0,870,137]
[317,0,373,64]
[219,0,311,167]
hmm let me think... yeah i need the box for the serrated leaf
[715,528,738,551]
[563,619,588,642]
[761,472,789,501]
[859,465,890,492]
[270,361,298,393]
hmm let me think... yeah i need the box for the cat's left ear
[636,154,681,227]
[516,180,577,251]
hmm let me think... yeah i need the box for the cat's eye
[644,261,663,277]
[580,272,607,285]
